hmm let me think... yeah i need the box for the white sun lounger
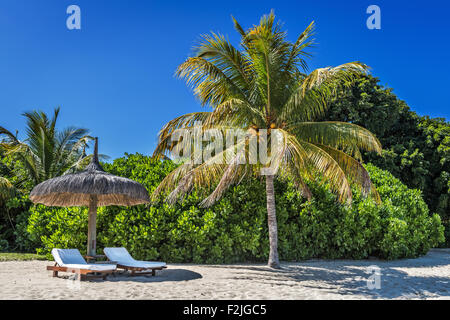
[47,248,116,280]
[104,247,166,276]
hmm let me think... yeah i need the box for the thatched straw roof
[29,138,150,207]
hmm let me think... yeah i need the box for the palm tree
[0,107,94,188]
[152,12,382,268]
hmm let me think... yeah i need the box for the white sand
[1,248,450,300]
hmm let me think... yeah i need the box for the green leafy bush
[0,195,33,252]
[26,154,444,262]
[325,75,449,242]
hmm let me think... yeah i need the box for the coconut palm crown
[0,107,95,189]
[152,12,382,268]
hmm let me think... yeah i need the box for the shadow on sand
[200,249,450,299]
[106,268,202,283]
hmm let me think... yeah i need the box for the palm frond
[0,176,15,203]
[290,121,382,158]
[196,32,253,88]
[208,98,265,128]
[0,126,19,143]
[199,147,248,207]
[153,112,212,159]
[299,140,353,204]
[176,57,248,107]
[278,163,313,200]
[314,143,381,203]
[302,62,369,92]
[231,15,247,39]
[153,134,252,205]
[281,62,369,122]
[285,20,315,73]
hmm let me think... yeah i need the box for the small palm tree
[152,12,382,268]
[0,107,94,188]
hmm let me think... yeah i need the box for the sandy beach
[1,248,450,300]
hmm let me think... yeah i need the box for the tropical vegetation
[152,12,382,268]
[23,153,443,262]
[0,107,94,251]
[325,74,450,244]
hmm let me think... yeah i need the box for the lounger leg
[52,263,58,277]
[152,270,155,276]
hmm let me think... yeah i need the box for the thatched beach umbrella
[29,137,150,257]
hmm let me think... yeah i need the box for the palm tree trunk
[265,174,280,268]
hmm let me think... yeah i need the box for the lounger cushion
[52,248,87,266]
[104,247,134,262]
[62,264,116,271]
[51,248,116,271]
[104,247,166,269]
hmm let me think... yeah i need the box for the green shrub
[26,153,444,261]
[365,163,445,258]
[0,239,8,251]
[0,195,33,252]
[325,75,449,236]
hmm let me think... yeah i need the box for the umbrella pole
[87,195,98,257]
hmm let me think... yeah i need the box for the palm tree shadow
[201,249,450,299]
[290,265,450,299]
[108,268,202,283]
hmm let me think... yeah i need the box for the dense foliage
[325,75,449,243]
[0,108,95,251]
[22,154,443,262]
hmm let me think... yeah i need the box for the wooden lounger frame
[115,264,167,276]
[47,263,114,281]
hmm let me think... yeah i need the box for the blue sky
[0,0,449,160]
